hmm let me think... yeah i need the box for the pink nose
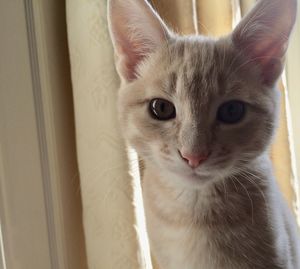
[179,151,209,168]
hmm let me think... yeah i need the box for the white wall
[0,1,87,268]
[285,6,300,218]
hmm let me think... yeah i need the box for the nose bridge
[180,119,210,155]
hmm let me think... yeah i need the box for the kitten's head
[108,0,297,188]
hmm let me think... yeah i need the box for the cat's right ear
[232,0,297,86]
[108,0,171,82]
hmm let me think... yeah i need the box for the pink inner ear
[123,52,146,81]
[118,38,151,81]
[109,0,169,82]
[250,39,287,85]
[252,38,286,66]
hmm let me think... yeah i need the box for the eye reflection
[149,98,176,121]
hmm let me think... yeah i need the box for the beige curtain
[66,1,150,269]
[66,0,297,268]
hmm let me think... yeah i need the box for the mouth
[189,171,211,181]
[172,163,213,182]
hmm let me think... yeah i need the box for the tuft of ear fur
[232,0,297,85]
[108,0,171,82]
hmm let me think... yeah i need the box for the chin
[160,166,213,189]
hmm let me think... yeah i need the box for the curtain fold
[239,0,256,16]
[195,0,232,36]
[150,0,194,34]
[66,1,149,268]
[271,83,295,210]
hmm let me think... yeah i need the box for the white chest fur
[142,169,225,269]
[145,206,215,269]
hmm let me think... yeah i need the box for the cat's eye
[149,98,176,121]
[217,100,246,124]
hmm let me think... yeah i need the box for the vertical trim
[285,0,300,224]
[0,221,7,269]
[0,148,7,269]
[23,1,59,268]
[282,72,300,225]
[231,0,242,27]
[192,0,199,34]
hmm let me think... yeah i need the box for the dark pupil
[159,102,166,113]
[150,99,175,120]
[218,101,245,124]
[228,104,237,116]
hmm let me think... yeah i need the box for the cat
[108,0,300,268]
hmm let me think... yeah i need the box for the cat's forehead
[153,38,236,97]
[171,38,219,67]
[166,38,219,73]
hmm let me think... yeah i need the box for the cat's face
[118,37,279,187]
[108,0,296,188]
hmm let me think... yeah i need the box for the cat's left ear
[232,0,297,85]
[108,0,171,83]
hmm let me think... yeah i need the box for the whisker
[236,169,267,206]
[231,175,254,225]
[222,180,228,202]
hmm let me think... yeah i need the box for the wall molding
[0,1,86,268]
[24,1,59,267]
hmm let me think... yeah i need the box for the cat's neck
[142,153,273,227]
